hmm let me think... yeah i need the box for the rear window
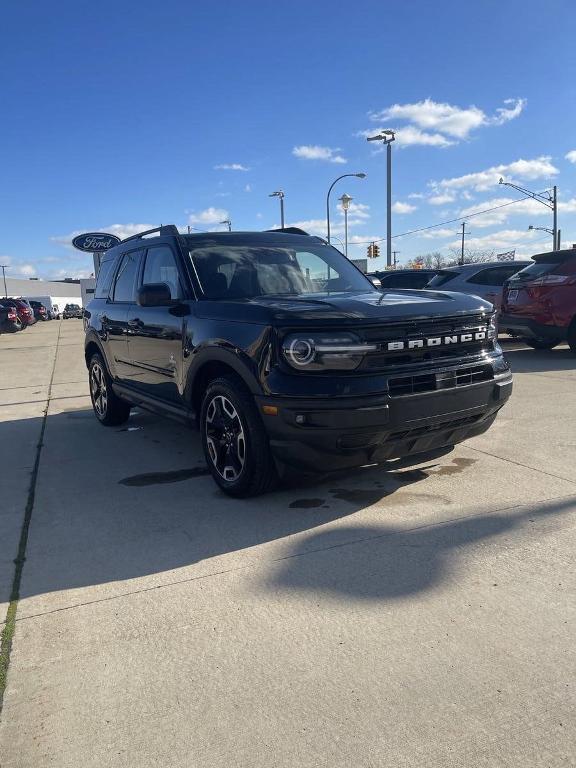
[427,270,460,287]
[509,255,576,283]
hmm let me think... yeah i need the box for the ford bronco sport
[84,225,512,496]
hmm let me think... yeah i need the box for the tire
[88,353,131,426]
[200,376,278,497]
[522,337,561,350]
[568,321,576,356]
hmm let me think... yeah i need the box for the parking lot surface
[1,320,575,767]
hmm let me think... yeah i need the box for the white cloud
[51,223,158,248]
[188,207,230,226]
[428,193,456,205]
[421,228,459,239]
[336,202,370,221]
[565,150,576,164]
[392,201,417,214]
[408,192,425,199]
[245,184,252,192]
[455,195,576,229]
[435,156,558,193]
[293,145,347,164]
[446,228,542,254]
[0,256,38,277]
[366,98,526,148]
[214,163,250,171]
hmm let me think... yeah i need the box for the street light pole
[269,190,285,229]
[367,130,395,267]
[0,265,7,297]
[499,178,558,251]
[339,194,353,257]
[326,173,366,243]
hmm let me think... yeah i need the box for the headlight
[487,313,497,339]
[282,332,377,371]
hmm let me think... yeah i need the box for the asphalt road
[0,319,575,767]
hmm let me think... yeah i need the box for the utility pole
[459,223,470,265]
[0,265,7,297]
[553,185,558,250]
[392,251,400,268]
[499,178,557,252]
[269,190,285,229]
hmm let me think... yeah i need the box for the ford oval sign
[72,232,121,252]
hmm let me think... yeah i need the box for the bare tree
[447,247,496,265]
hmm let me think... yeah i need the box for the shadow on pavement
[501,340,575,373]
[1,400,574,605]
[267,496,575,601]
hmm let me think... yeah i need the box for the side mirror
[137,283,173,307]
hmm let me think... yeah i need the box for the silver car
[426,261,531,310]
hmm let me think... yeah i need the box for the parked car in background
[426,262,531,310]
[0,302,22,332]
[25,296,61,319]
[63,303,83,319]
[0,298,35,327]
[29,300,49,321]
[499,247,576,353]
[368,269,440,290]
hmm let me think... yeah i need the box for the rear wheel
[522,337,561,350]
[89,353,131,426]
[200,376,278,497]
[568,321,576,356]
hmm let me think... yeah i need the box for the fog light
[295,414,306,425]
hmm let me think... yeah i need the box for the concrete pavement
[1,320,575,767]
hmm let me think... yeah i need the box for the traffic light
[373,244,380,259]
[367,244,374,258]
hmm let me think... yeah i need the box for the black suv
[84,226,512,496]
[63,303,83,319]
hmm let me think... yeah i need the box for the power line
[352,194,548,245]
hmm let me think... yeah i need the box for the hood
[195,290,494,326]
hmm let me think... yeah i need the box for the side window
[142,246,183,299]
[112,250,142,303]
[95,257,117,299]
[467,267,512,286]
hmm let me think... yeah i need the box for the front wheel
[201,377,278,497]
[522,337,561,350]
[89,353,131,426]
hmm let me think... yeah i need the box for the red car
[500,247,576,353]
[0,298,36,327]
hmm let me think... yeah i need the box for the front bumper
[499,314,567,340]
[257,371,512,472]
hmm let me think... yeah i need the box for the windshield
[189,242,374,299]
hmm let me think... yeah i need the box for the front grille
[388,364,493,397]
[358,314,493,370]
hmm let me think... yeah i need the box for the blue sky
[2,0,576,279]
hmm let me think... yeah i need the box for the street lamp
[269,190,285,229]
[499,178,558,251]
[367,130,395,267]
[326,173,366,244]
[528,224,560,248]
[220,219,232,232]
[339,193,353,257]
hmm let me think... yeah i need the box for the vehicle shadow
[1,403,574,607]
[500,340,575,373]
[266,496,575,601]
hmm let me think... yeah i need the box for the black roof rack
[121,225,180,243]
[265,227,311,236]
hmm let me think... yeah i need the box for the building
[2,276,83,307]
